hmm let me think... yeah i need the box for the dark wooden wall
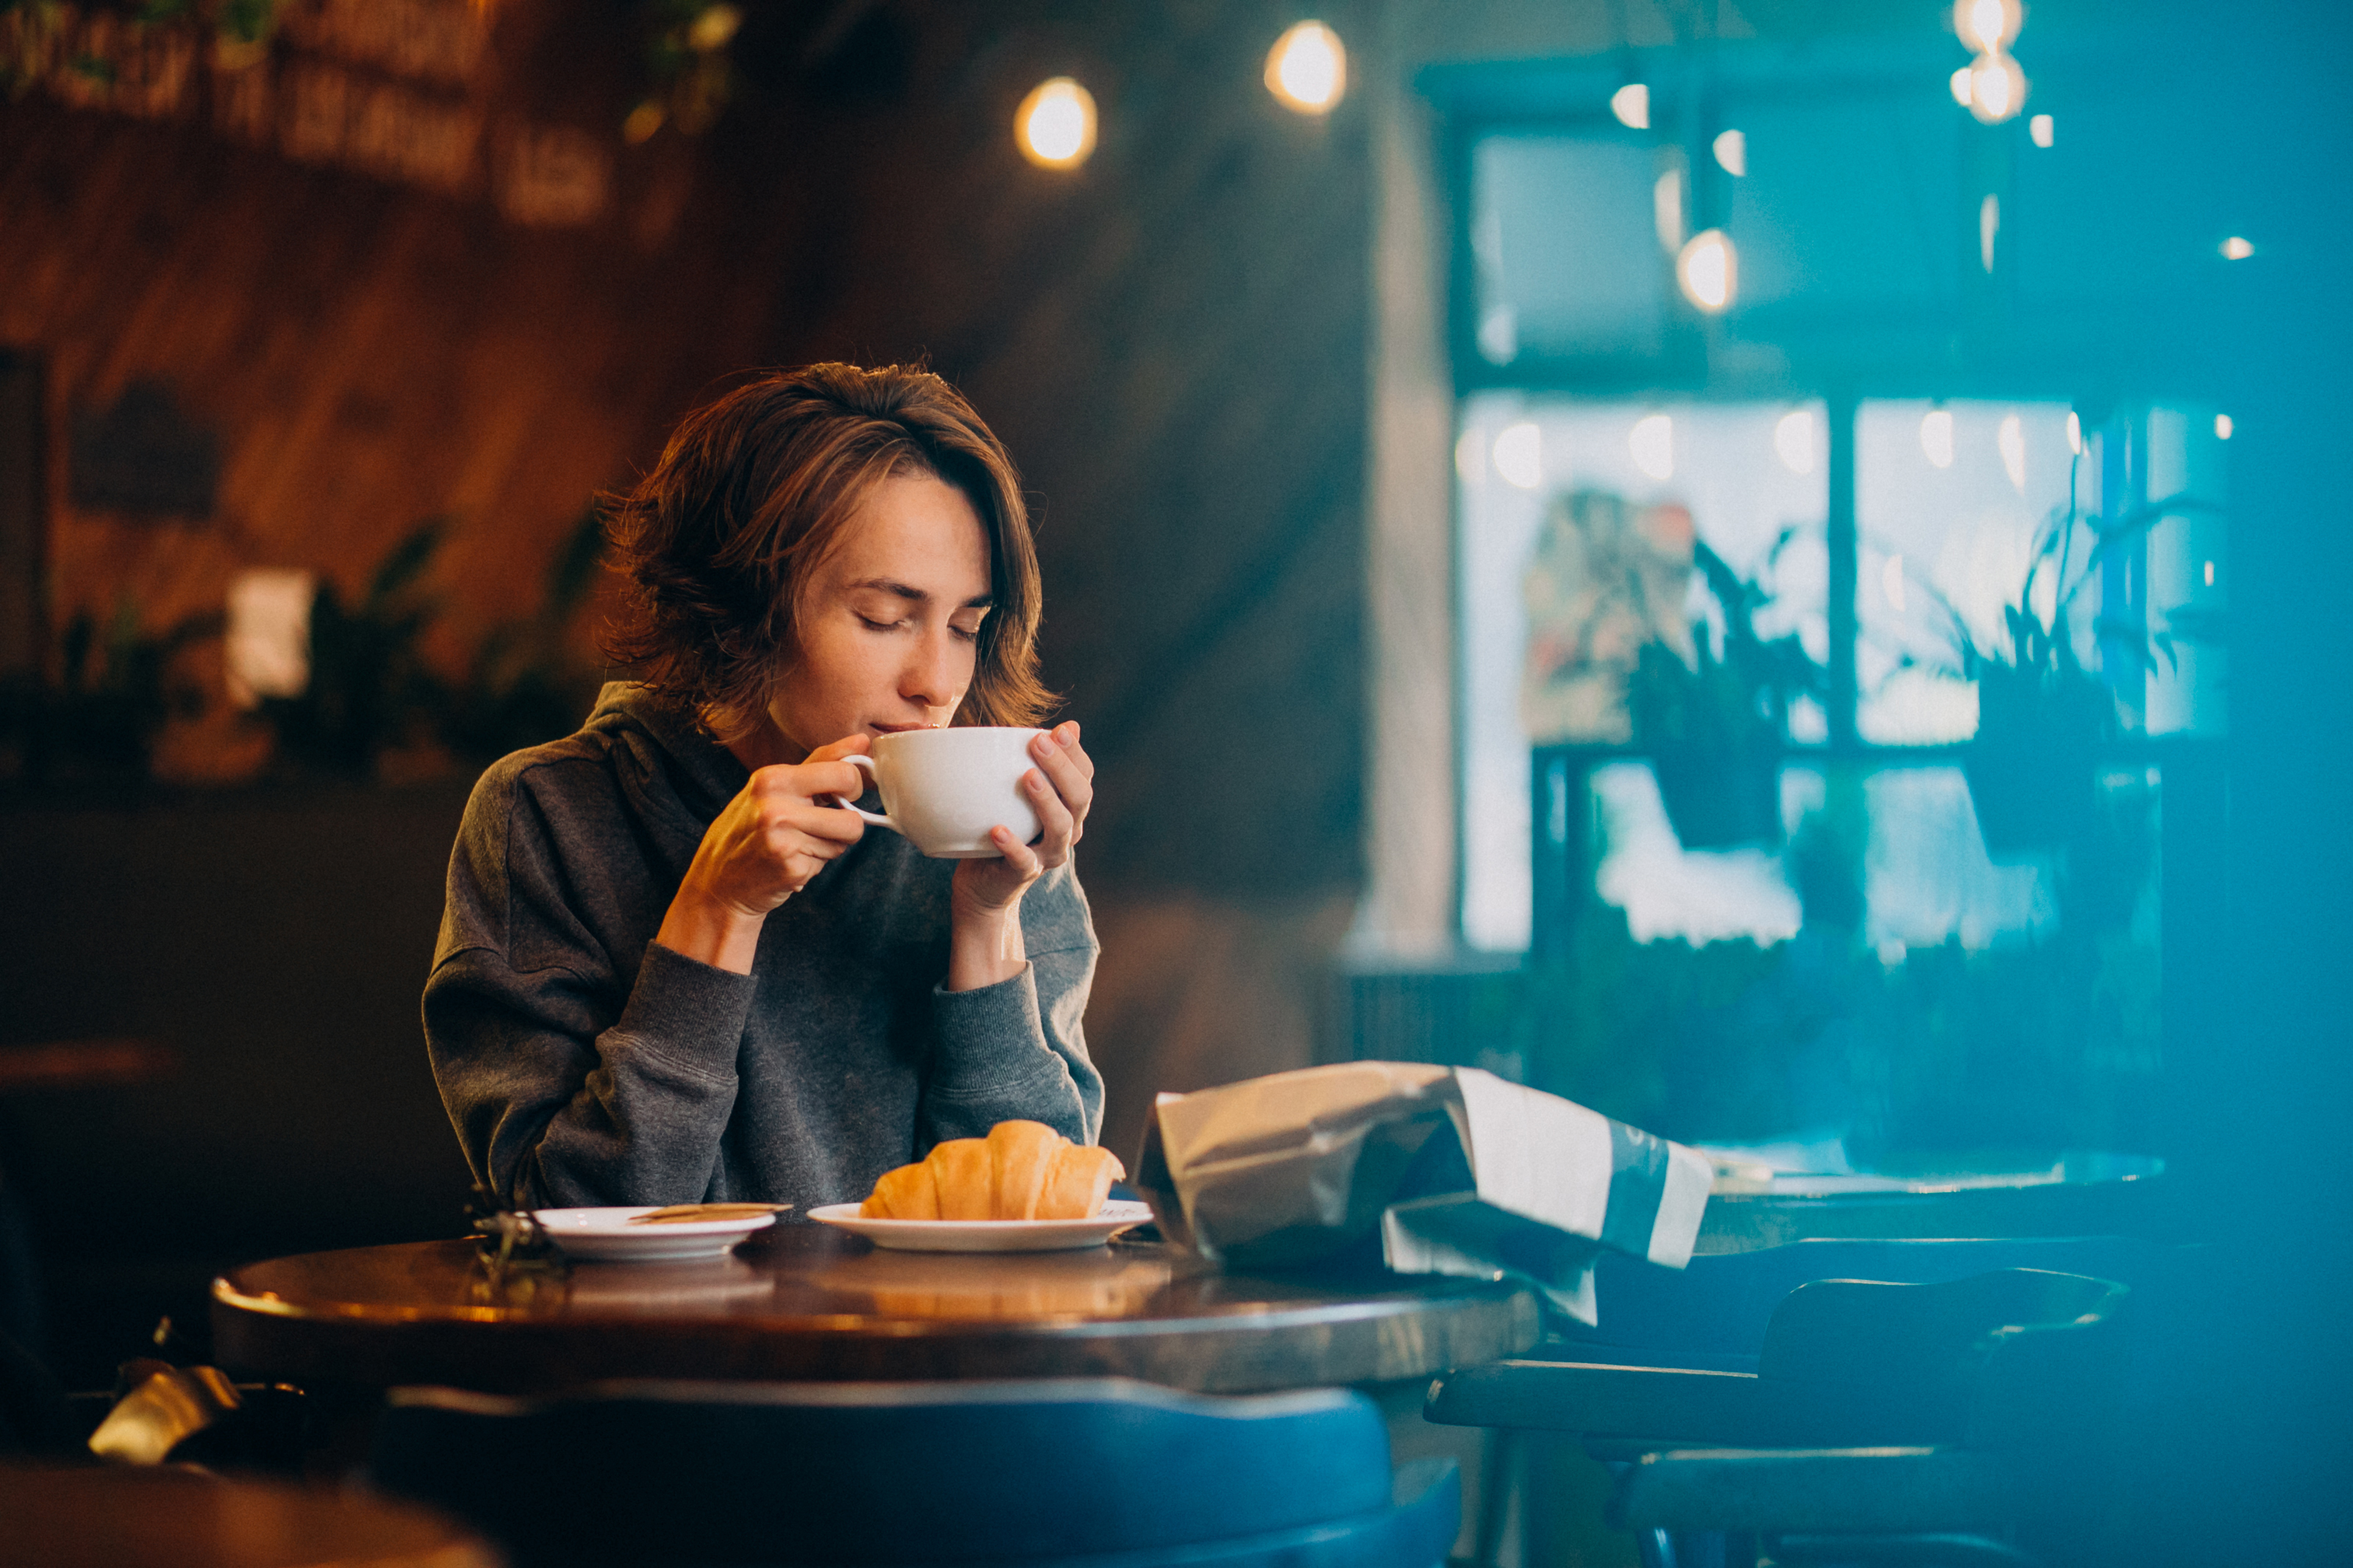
[0,21,787,698]
[1,0,1370,888]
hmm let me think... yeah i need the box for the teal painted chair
[371,1376,1460,1568]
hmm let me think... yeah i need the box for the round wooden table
[211,1225,1543,1395]
[0,1464,498,1568]
[1692,1157,2165,1253]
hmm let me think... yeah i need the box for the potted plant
[1629,530,1826,850]
[260,520,451,779]
[1915,490,2221,858]
[0,601,221,790]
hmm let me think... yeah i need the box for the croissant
[860,1120,1125,1221]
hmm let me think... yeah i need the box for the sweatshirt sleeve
[422,762,751,1208]
[918,862,1105,1148]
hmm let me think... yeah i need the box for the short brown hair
[604,363,1054,735]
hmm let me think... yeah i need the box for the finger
[991,824,1043,879]
[796,760,868,803]
[1030,729,1096,811]
[1022,768,1075,862]
[806,734,874,762]
[1046,720,1095,782]
[787,803,868,845]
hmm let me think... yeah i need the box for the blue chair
[369,1377,1460,1568]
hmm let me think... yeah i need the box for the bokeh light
[1654,165,1685,253]
[1774,409,1815,474]
[1713,129,1746,177]
[2215,413,2235,440]
[1493,423,1543,489]
[1954,0,2023,54]
[1965,52,2026,124]
[1454,427,1485,484]
[1921,408,1956,468]
[1676,229,1737,313]
[2029,112,2054,147]
[1610,82,1649,130]
[1265,21,1346,115]
[1998,412,2027,492]
[1630,414,1675,481]
[1017,78,1097,169]
[2221,236,2254,259]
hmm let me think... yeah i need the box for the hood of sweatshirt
[575,681,750,840]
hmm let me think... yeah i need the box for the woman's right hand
[654,736,871,973]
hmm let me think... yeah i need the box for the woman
[424,363,1101,1212]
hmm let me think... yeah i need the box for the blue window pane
[1470,137,1667,365]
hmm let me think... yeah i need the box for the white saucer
[532,1206,779,1262]
[807,1200,1154,1253]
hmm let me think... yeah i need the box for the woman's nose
[900,629,964,711]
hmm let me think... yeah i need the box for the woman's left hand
[954,720,1092,913]
[946,721,1092,989]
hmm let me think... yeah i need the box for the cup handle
[821,753,899,833]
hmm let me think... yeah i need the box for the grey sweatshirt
[424,682,1103,1211]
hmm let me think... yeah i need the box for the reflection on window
[1453,395,2198,1161]
[1462,394,2227,953]
[1469,138,1665,365]
[1857,400,2082,744]
[1459,395,1827,950]
[1587,762,2063,956]
[1857,398,2228,744]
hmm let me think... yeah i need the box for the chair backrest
[1558,1235,2163,1370]
[371,1377,1401,1566]
[1757,1267,2131,1449]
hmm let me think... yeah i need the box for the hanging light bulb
[1017,78,1096,169]
[1954,0,2023,54]
[1964,51,2026,123]
[1610,81,1649,130]
[1265,21,1346,115]
[1676,229,1737,314]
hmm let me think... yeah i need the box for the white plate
[807,1200,1154,1253]
[533,1206,779,1263]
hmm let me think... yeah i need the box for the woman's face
[763,470,995,760]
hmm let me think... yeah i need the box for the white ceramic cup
[826,727,1047,859]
